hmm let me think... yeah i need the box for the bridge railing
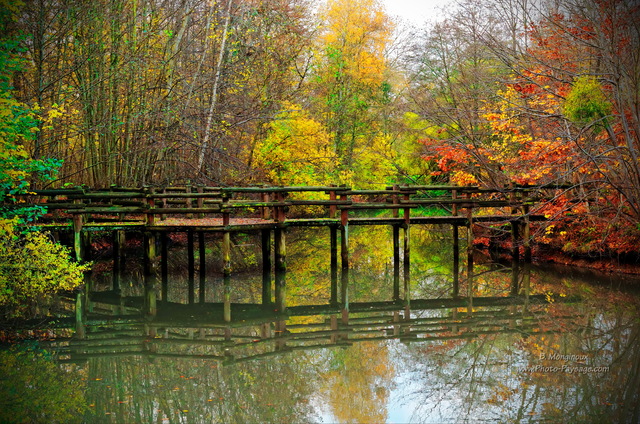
[13,184,553,226]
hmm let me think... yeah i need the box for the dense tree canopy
[2,0,639,256]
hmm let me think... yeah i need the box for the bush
[0,218,89,318]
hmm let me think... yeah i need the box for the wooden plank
[339,203,419,210]
[69,206,145,214]
[147,207,221,214]
[288,200,351,206]
[149,193,223,199]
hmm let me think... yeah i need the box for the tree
[406,0,511,186]
[1,3,88,318]
[252,102,335,186]
[312,0,396,186]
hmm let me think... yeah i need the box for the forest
[1,0,639,261]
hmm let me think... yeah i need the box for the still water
[2,226,640,423]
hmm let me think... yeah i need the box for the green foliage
[0,19,62,223]
[0,344,87,423]
[563,76,612,128]
[0,218,89,318]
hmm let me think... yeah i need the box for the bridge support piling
[262,229,272,306]
[523,205,531,263]
[188,230,195,303]
[466,195,474,311]
[199,231,206,303]
[330,226,338,304]
[403,194,411,308]
[112,230,125,294]
[144,231,157,284]
[403,224,411,308]
[274,228,286,273]
[393,225,400,301]
[73,213,83,262]
[452,225,460,297]
[452,190,459,298]
[161,232,168,301]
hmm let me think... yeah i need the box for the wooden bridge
[16,184,552,322]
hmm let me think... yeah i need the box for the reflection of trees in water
[318,341,395,423]
[397,286,640,423]
[0,345,86,424]
[84,349,320,423]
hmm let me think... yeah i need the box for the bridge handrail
[7,184,552,225]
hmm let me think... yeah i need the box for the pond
[1,226,639,423]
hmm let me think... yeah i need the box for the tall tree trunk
[197,0,233,178]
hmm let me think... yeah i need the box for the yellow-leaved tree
[313,0,396,187]
[253,102,336,186]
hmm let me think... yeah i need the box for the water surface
[2,226,639,423]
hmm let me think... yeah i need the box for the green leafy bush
[0,218,89,318]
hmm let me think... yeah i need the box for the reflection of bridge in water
[16,184,578,364]
[56,281,579,365]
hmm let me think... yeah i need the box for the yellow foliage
[320,0,392,87]
[0,219,89,318]
[253,102,336,187]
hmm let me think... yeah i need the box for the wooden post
[274,228,286,273]
[521,200,531,298]
[511,259,520,296]
[392,184,399,218]
[329,186,337,219]
[393,225,400,301]
[186,181,193,219]
[340,192,349,321]
[81,231,92,261]
[112,230,123,294]
[261,229,272,306]
[144,231,157,282]
[161,232,168,301]
[340,193,349,271]
[330,188,339,305]
[146,187,156,226]
[161,187,167,221]
[199,231,206,303]
[188,230,195,303]
[466,192,474,310]
[330,226,338,305]
[523,204,531,263]
[222,195,232,278]
[72,211,83,262]
[197,185,205,218]
[261,191,271,220]
[274,192,286,273]
[452,189,460,297]
[403,192,411,308]
[510,186,520,263]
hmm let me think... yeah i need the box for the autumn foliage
[1,0,639,259]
